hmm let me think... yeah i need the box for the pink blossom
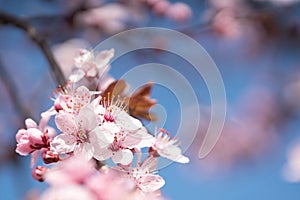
[116,157,165,192]
[41,85,94,117]
[50,107,101,159]
[44,153,96,186]
[16,118,50,156]
[90,104,154,165]
[52,38,90,79]
[69,48,114,83]
[74,4,130,34]
[40,185,97,200]
[32,166,49,182]
[166,2,192,22]
[150,129,189,164]
[86,170,135,200]
[283,140,300,182]
[153,0,171,16]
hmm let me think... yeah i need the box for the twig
[0,11,66,86]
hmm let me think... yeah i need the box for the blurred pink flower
[44,153,96,186]
[152,0,171,16]
[52,38,90,79]
[165,2,192,22]
[256,0,300,6]
[40,185,97,200]
[86,170,135,200]
[74,4,131,34]
[69,48,114,83]
[189,86,279,175]
[116,157,165,193]
[283,140,300,182]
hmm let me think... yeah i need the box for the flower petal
[55,111,77,135]
[25,118,38,129]
[50,134,76,154]
[138,174,165,192]
[112,149,133,165]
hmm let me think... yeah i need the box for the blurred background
[1,0,300,199]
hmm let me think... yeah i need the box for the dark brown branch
[0,11,66,86]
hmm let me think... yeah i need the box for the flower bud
[42,150,59,164]
[32,166,48,182]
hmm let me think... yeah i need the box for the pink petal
[28,128,44,146]
[30,150,40,167]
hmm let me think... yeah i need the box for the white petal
[136,128,155,148]
[25,118,38,129]
[89,125,115,145]
[158,145,189,164]
[73,86,91,112]
[141,157,158,172]
[55,111,77,135]
[41,106,57,118]
[69,69,85,82]
[50,134,76,154]
[74,143,94,160]
[92,146,113,161]
[76,107,98,131]
[86,67,97,77]
[138,174,165,192]
[95,48,114,69]
[112,149,133,165]
[114,107,143,131]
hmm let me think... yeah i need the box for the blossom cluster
[15,48,189,199]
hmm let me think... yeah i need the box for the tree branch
[0,11,67,86]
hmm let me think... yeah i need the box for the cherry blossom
[44,153,96,186]
[90,103,154,165]
[41,85,94,118]
[150,129,189,164]
[50,107,103,159]
[15,116,56,167]
[69,48,114,83]
[116,157,165,193]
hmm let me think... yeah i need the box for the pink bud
[42,150,59,164]
[166,2,192,22]
[32,166,48,182]
[28,128,45,148]
[15,129,34,156]
[54,98,63,112]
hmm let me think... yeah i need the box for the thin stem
[0,11,66,86]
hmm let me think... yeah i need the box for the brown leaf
[102,79,127,101]
[129,82,157,121]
